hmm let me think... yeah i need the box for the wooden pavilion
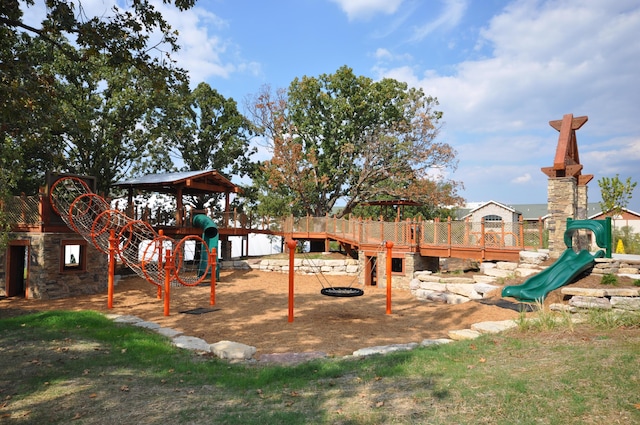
[113,170,246,259]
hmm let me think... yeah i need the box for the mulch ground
[0,268,525,358]
[2,264,635,359]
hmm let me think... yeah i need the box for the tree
[1,0,195,195]
[174,83,256,177]
[1,1,194,70]
[55,50,187,195]
[247,66,464,219]
[598,174,637,217]
[165,82,257,210]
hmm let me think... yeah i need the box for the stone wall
[552,286,640,313]
[590,257,640,275]
[376,252,438,290]
[258,258,359,275]
[549,255,640,312]
[0,232,108,300]
[255,252,640,311]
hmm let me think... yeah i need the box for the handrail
[281,214,544,251]
[5,194,545,253]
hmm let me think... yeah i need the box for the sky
[23,0,640,212]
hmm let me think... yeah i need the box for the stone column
[547,177,577,258]
[576,184,590,250]
[576,185,588,219]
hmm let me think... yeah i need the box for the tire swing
[301,251,378,298]
[320,286,364,298]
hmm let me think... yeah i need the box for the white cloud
[583,136,640,177]
[372,48,413,63]
[512,173,532,184]
[375,0,640,138]
[410,0,468,41]
[154,3,248,83]
[329,0,404,21]
[374,48,393,60]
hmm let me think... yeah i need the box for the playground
[0,114,636,358]
[2,262,633,358]
[0,267,522,357]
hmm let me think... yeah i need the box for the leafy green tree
[1,0,194,70]
[1,0,195,195]
[159,82,257,212]
[62,54,188,194]
[175,83,256,176]
[1,31,67,194]
[598,174,637,217]
[247,66,464,218]
[613,226,640,255]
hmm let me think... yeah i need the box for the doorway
[364,255,377,286]
[6,243,28,297]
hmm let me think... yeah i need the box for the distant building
[455,201,602,225]
[589,208,640,233]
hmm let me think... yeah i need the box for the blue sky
[24,0,640,212]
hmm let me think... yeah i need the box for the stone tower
[541,114,593,258]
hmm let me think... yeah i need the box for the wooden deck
[5,193,542,262]
[282,216,543,262]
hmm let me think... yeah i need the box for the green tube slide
[193,214,220,280]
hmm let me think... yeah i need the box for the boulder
[471,320,517,334]
[210,340,257,360]
[173,336,211,352]
[353,343,418,357]
[448,329,481,340]
[569,296,611,310]
[519,251,549,265]
[610,297,640,311]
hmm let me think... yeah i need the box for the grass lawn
[1,309,639,424]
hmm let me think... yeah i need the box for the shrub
[601,273,618,286]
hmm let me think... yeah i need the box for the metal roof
[114,170,239,194]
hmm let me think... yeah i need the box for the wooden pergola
[361,199,423,221]
[113,170,240,228]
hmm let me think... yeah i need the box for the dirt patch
[1,267,636,359]
[0,269,521,358]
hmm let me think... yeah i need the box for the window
[391,257,404,273]
[61,240,87,272]
[483,214,503,229]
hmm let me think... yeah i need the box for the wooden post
[210,248,217,305]
[163,249,172,316]
[287,239,297,322]
[447,217,452,257]
[108,229,116,309]
[539,217,544,248]
[481,218,486,259]
[386,240,394,315]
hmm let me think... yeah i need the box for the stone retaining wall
[258,258,359,275]
[551,286,640,312]
[591,257,640,275]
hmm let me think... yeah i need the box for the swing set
[285,239,395,322]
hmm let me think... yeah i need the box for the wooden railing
[4,194,545,255]
[282,215,545,251]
